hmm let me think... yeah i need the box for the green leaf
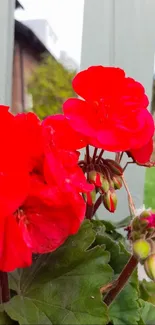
[92,220,129,274]
[6,221,113,325]
[140,280,155,304]
[140,299,155,325]
[113,216,131,229]
[0,309,14,324]
[109,279,140,325]
[138,318,145,325]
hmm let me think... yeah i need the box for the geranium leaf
[0,309,14,324]
[140,299,155,325]
[92,219,129,274]
[109,278,140,325]
[6,221,113,325]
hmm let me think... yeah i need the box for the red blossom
[63,66,154,152]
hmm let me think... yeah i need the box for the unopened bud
[83,189,96,206]
[140,210,155,230]
[144,254,155,281]
[140,210,151,220]
[102,188,117,213]
[148,239,155,255]
[88,171,103,187]
[104,159,123,176]
[112,175,122,190]
[99,177,110,194]
[132,217,141,231]
[133,239,151,260]
[131,230,142,241]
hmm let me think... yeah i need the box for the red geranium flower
[63,66,154,152]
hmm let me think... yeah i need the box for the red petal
[43,114,87,150]
[63,98,102,147]
[72,66,125,101]
[20,196,85,254]
[0,215,32,272]
[15,112,43,171]
[130,139,153,163]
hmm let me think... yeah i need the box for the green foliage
[28,55,76,119]
[3,218,155,325]
[6,221,113,325]
[0,309,14,324]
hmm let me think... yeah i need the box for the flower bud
[148,239,155,255]
[144,254,155,281]
[140,210,151,220]
[132,217,141,231]
[102,188,117,213]
[131,230,142,241]
[104,159,123,176]
[88,171,103,187]
[83,189,96,206]
[99,177,110,194]
[112,175,122,190]
[133,239,151,260]
[140,211,155,230]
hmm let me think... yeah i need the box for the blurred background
[14,0,84,118]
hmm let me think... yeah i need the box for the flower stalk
[0,272,10,303]
[103,255,138,306]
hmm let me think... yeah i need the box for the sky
[16,0,84,65]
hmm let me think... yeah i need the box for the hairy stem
[122,175,136,217]
[86,145,90,165]
[93,195,102,215]
[115,153,120,163]
[85,204,94,220]
[104,255,138,306]
[92,148,98,163]
[0,272,10,303]
[96,150,104,164]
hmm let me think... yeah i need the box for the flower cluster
[1,65,154,272]
[127,210,155,281]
